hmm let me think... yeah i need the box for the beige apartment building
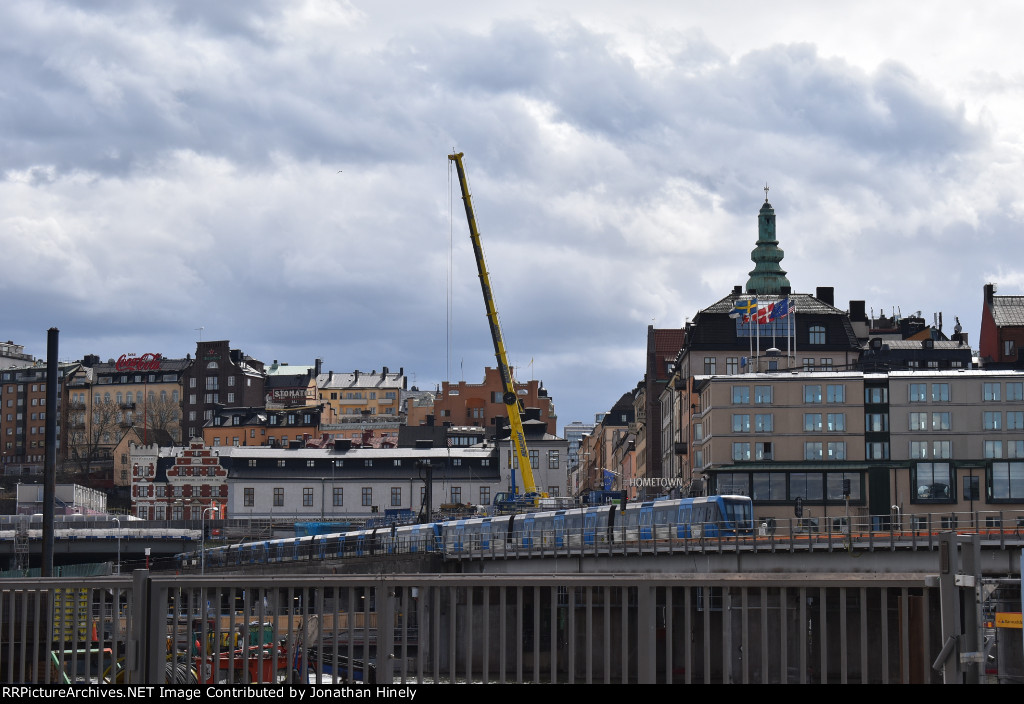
[691,369,1024,527]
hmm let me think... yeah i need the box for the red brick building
[428,367,557,436]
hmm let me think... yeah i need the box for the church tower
[745,188,791,295]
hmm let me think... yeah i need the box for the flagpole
[772,297,777,349]
[756,302,760,372]
[748,303,754,374]
[790,298,795,368]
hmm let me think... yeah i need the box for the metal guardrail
[1,570,953,683]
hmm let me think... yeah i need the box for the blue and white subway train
[181,495,754,570]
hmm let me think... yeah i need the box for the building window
[751,472,787,501]
[391,487,402,506]
[303,488,314,506]
[726,357,739,375]
[244,488,254,506]
[789,472,824,500]
[479,486,491,505]
[984,383,1001,402]
[913,463,952,501]
[984,411,1002,430]
[809,326,825,345]
[985,440,1003,459]
[1005,340,1016,358]
[1007,382,1024,401]
[731,387,750,404]
[865,413,889,432]
[929,383,950,402]
[909,384,927,402]
[909,412,928,431]
[732,414,750,432]
[1008,412,1024,431]
[703,357,716,375]
[715,472,749,495]
[803,413,822,432]
[273,488,284,507]
[731,443,751,461]
[819,358,834,371]
[754,414,773,432]
[803,385,822,403]
[826,472,862,501]
[804,442,823,460]
[964,475,980,501]
[802,358,815,371]
[932,440,952,459]
[931,412,951,431]
[755,441,773,461]
[361,488,373,506]
[826,385,845,403]
[548,450,559,469]
[826,413,845,432]
[992,462,1024,500]
[910,441,928,459]
[865,387,888,404]
[450,486,462,504]
[333,487,343,506]
[753,386,772,404]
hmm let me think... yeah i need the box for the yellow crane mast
[448,152,538,499]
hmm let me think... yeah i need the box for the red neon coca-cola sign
[115,353,163,372]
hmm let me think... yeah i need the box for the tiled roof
[701,292,843,316]
[874,339,970,350]
[317,371,405,389]
[688,292,860,351]
[991,296,1024,326]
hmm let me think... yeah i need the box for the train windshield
[723,499,753,529]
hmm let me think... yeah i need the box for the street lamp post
[201,506,217,575]
[111,517,120,574]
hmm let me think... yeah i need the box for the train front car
[717,495,755,535]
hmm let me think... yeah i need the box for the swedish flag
[728,297,758,319]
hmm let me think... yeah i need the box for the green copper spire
[745,185,790,295]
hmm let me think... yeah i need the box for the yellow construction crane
[448,152,539,505]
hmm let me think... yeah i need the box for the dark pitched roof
[991,296,1024,326]
[686,292,860,351]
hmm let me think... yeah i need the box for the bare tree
[138,391,181,443]
[64,397,122,481]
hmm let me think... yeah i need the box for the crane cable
[447,156,454,385]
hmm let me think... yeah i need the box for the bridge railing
[1,570,945,684]
[442,508,1024,560]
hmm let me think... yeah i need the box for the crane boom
[448,152,537,497]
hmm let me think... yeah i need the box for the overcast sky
[2,1,1023,431]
